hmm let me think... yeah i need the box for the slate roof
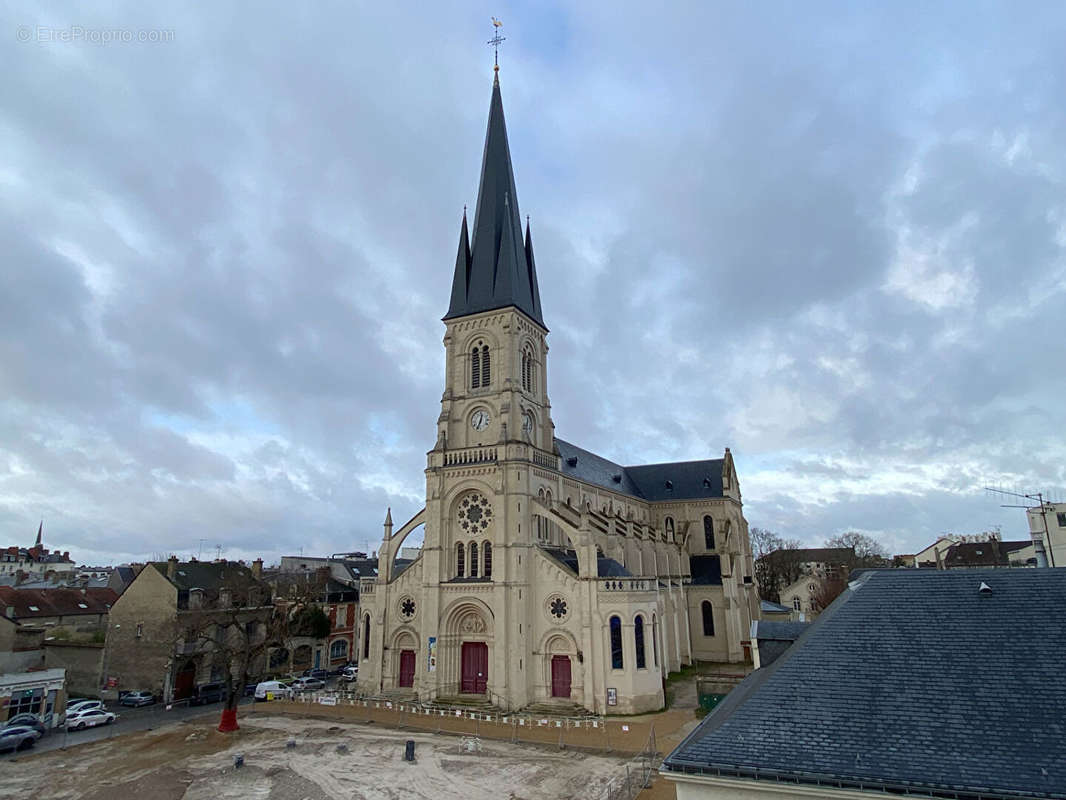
[943,540,1033,568]
[663,569,1066,798]
[759,599,791,614]
[754,621,809,641]
[445,73,544,328]
[540,547,632,578]
[554,438,725,503]
[0,586,118,619]
[150,560,260,592]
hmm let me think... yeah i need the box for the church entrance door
[550,655,571,698]
[398,650,415,687]
[460,642,488,694]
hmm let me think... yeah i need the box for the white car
[254,680,294,701]
[340,666,359,682]
[66,699,105,717]
[66,709,116,730]
[290,677,325,693]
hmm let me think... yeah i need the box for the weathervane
[488,17,505,71]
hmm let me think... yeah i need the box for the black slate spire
[444,72,545,328]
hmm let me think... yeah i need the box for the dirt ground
[5,669,733,800]
[4,715,635,800]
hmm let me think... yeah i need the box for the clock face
[522,412,534,433]
[470,409,491,431]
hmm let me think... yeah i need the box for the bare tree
[175,568,282,731]
[750,528,803,603]
[826,532,889,569]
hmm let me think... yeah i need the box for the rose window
[549,597,568,619]
[458,493,493,534]
[400,598,416,619]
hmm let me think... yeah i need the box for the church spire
[444,73,545,329]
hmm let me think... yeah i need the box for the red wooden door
[174,660,196,701]
[398,650,415,687]
[551,655,571,698]
[461,642,488,694]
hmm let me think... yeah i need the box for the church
[355,66,759,715]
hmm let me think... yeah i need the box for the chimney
[251,558,263,579]
[167,556,179,580]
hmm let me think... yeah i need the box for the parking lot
[2,695,253,759]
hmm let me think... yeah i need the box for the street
[2,696,254,759]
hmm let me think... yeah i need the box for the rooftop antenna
[488,17,505,72]
[984,486,1056,568]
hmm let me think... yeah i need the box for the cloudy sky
[3,2,1065,565]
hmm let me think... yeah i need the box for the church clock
[470,409,491,431]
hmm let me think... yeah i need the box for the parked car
[300,668,329,680]
[66,709,116,730]
[254,680,293,701]
[65,699,104,716]
[0,725,41,752]
[189,682,227,706]
[291,677,325,692]
[119,691,156,707]
[340,665,359,682]
[3,714,47,735]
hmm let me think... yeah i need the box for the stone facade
[355,71,758,715]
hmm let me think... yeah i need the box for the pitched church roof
[555,438,726,502]
[445,72,545,328]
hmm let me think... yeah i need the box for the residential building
[0,586,116,633]
[1027,501,1066,568]
[266,567,359,671]
[0,667,67,728]
[757,599,794,621]
[942,539,1035,568]
[662,569,1066,799]
[355,67,758,716]
[757,546,854,615]
[105,558,273,702]
[0,615,44,673]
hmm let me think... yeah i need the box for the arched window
[330,639,348,661]
[471,346,481,389]
[481,345,490,386]
[634,615,646,669]
[701,601,715,637]
[362,614,371,659]
[456,542,465,578]
[522,346,535,392]
[703,515,714,550]
[469,541,479,577]
[793,596,801,611]
[609,616,624,670]
[652,614,659,667]
[664,517,674,539]
[483,541,492,578]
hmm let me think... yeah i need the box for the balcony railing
[532,450,559,470]
[443,446,498,467]
[598,578,654,592]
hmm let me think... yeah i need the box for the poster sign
[606,688,617,706]
[318,696,338,706]
[106,677,118,689]
[427,636,437,672]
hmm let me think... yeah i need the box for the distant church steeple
[445,72,545,329]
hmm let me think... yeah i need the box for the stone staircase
[521,701,595,718]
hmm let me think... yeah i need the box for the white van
[254,680,293,701]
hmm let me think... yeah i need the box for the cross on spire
[488,17,505,71]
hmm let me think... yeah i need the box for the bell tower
[435,70,554,455]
